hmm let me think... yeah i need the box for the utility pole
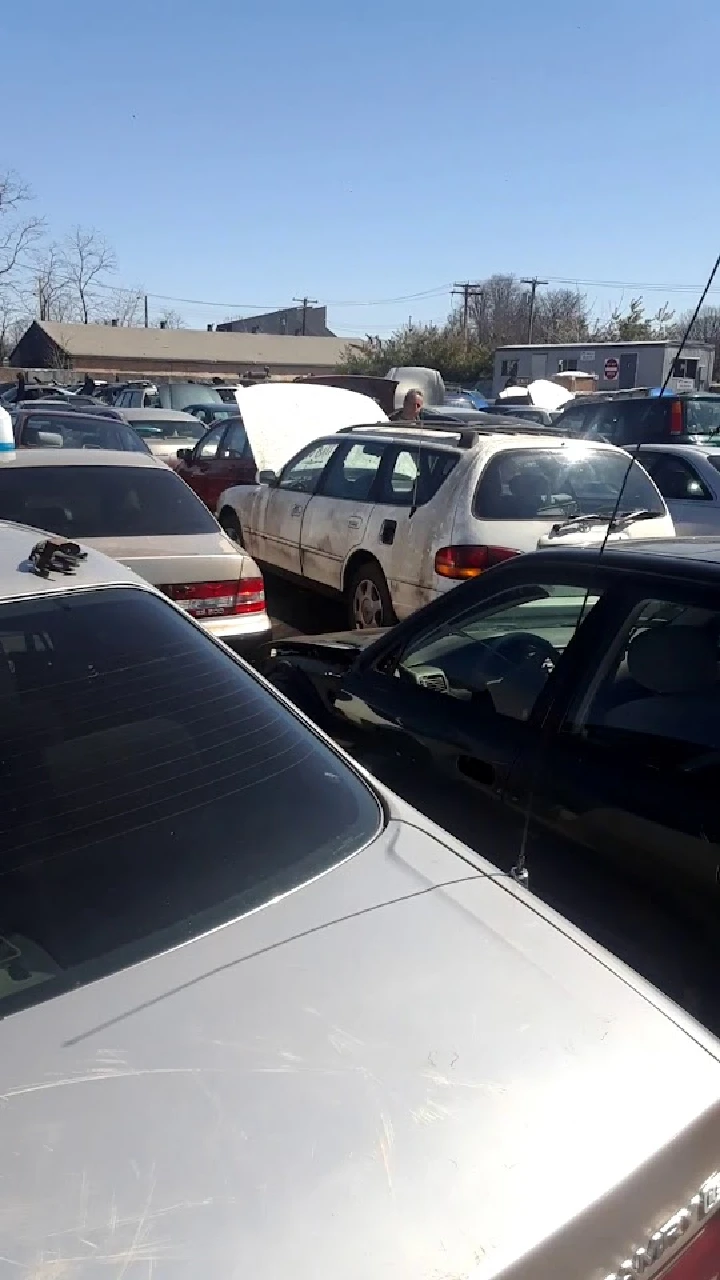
[292,296,318,336]
[521,277,548,344]
[452,282,484,349]
[144,294,149,328]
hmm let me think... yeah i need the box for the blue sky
[4,0,720,336]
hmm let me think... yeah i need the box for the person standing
[391,388,424,422]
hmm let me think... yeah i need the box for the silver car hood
[85,532,245,586]
[3,814,720,1280]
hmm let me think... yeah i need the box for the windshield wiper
[549,508,661,536]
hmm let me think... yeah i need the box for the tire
[218,508,244,545]
[346,560,396,630]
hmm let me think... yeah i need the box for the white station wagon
[217,419,674,628]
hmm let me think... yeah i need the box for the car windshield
[131,418,205,442]
[170,384,223,409]
[16,414,149,454]
[0,465,220,537]
[473,445,665,520]
[685,398,720,436]
[0,587,381,1019]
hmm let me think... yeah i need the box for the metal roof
[0,448,163,469]
[14,321,361,368]
[0,520,145,598]
[495,339,716,351]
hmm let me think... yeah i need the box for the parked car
[263,537,720,938]
[185,402,242,427]
[15,397,125,420]
[10,406,151,454]
[635,442,720,535]
[175,416,256,509]
[115,406,208,462]
[423,403,558,428]
[3,520,720,1280]
[110,380,226,411]
[0,449,270,653]
[217,422,674,628]
[555,389,720,445]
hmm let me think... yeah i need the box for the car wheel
[218,508,244,545]
[347,560,396,629]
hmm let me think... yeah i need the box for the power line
[292,296,318,336]
[520,277,548,343]
[452,282,484,348]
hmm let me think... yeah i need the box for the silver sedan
[639,441,720,535]
[0,448,271,653]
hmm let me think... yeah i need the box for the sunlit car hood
[3,810,720,1280]
[234,382,387,475]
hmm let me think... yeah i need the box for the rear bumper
[201,611,272,657]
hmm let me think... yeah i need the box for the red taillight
[163,577,265,618]
[670,399,684,435]
[434,544,520,579]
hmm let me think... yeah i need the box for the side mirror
[176,447,193,463]
[258,469,278,486]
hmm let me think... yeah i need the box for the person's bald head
[401,388,424,421]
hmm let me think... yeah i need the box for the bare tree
[59,226,117,324]
[155,307,185,329]
[27,243,74,322]
[0,299,27,362]
[99,285,145,327]
[0,171,44,286]
[462,274,591,348]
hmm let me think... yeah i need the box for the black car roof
[516,538,720,578]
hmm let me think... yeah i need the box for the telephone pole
[521,277,548,344]
[292,296,318,336]
[144,294,149,328]
[452,282,484,349]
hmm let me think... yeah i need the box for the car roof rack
[337,418,566,448]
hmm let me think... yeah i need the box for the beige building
[10,320,362,380]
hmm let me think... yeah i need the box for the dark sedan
[11,407,151,454]
[263,539,720,947]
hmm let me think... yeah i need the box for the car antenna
[509,250,720,888]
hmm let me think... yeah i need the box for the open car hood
[234,383,387,475]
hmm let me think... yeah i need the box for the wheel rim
[353,578,383,628]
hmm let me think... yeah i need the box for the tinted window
[221,421,249,458]
[20,414,149,454]
[379,445,458,506]
[0,465,220,537]
[0,587,381,1019]
[583,399,667,445]
[322,441,385,501]
[642,453,711,501]
[398,584,602,721]
[196,424,226,458]
[473,446,665,520]
[132,417,205,442]
[169,384,223,410]
[685,399,720,436]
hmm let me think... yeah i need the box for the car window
[131,417,205,443]
[277,441,338,493]
[0,587,381,1020]
[0,464,220,537]
[20,414,149,454]
[473,445,665,520]
[321,442,385,501]
[195,423,226,459]
[143,392,162,409]
[221,421,249,459]
[685,399,720,436]
[169,385,223,410]
[641,453,711,501]
[377,445,458,507]
[590,399,666,445]
[554,403,590,435]
[566,598,720,758]
[396,583,602,721]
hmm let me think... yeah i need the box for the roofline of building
[494,339,716,351]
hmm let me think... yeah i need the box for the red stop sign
[604,357,619,380]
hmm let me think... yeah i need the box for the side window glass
[196,424,226,459]
[277,442,338,493]
[567,600,720,759]
[224,422,248,459]
[642,454,710,501]
[395,584,602,722]
[322,442,384,501]
[379,447,458,507]
[558,406,589,435]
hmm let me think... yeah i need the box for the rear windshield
[131,418,205,442]
[685,398,720,436]
[0,587,381,1020]
[473,445,665,519]
[17,413,149,454]
[169,384,223,409]
[0,465,219,537]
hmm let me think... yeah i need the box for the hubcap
[353,578,383,628]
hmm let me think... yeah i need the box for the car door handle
[291,504,303,517]
[348,517,361,529]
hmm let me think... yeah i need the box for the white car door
[255,440,340,575]
[300,440,386,590]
